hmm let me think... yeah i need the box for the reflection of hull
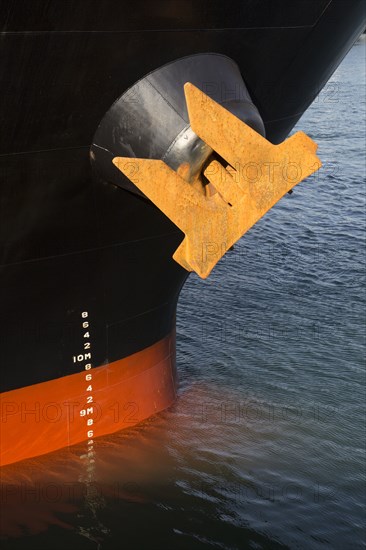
[0,1,365,465]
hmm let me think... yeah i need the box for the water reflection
[1,383,292,549]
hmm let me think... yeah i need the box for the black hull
[0,1,365,460]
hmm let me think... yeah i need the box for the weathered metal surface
[113,84,321,278]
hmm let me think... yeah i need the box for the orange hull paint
[0,332,176,467]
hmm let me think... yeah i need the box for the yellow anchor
[113,83,321,278]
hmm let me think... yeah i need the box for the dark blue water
[1,40,365,550]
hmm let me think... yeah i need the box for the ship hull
[0,0,365,465]
[0,330,176,466]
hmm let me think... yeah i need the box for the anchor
[113,83,321,278]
